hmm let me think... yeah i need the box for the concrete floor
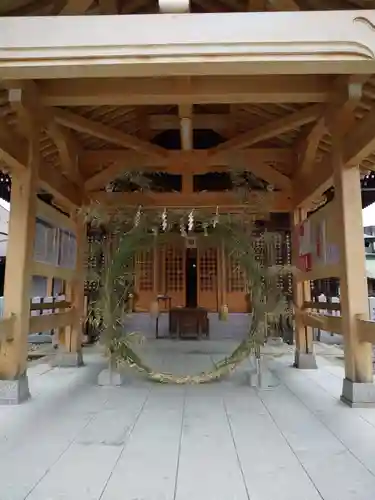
[1,337,375,500]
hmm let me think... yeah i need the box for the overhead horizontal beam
[90,191,292,212]
[1,12,375,78]
[37,75,332,106]
[81,148,292,167]
[82,148,293,191]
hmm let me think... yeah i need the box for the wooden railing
[0,297,74,343]
[298,300,375,344]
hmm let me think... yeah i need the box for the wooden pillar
[331,126,375,406]
[291,208,317,369]
[53,215,85,367]
[221,241,227,307]
[0,135,39,403]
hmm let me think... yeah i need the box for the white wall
[0,202,9,257]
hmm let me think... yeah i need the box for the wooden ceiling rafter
[178,104,193,151]
[53,107,169,158]
[209,104,323,153]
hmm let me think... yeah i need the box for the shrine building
[0,0,375,407]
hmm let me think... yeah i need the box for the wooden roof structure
[0,0,373,16]
[1,2,375,213]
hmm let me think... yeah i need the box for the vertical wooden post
[0,135,39,403]
[331,125,375,406]
[291,209,317,369]
[52,215,85,367]
[221,241,227,307]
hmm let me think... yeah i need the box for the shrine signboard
[295,201,340,275]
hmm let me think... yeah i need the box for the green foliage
[85,204,294,384]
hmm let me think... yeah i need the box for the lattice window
[226,251,245,293]
[137,250,154,291]
[199,248,217,292]
[165,245,184,292]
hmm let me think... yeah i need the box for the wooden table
[169,307,209,339]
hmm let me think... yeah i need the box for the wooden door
[198,246,218,311]
[164,244,185,307]
[226,251,248,312]
[135,248,155,311]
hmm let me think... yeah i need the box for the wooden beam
[37,75,333,106]
[53,108,169,158]
[0,116,81,208]
[179,104,193,151]
[7,82,83,185]
[90,190,292,211]
[36,198,76,232]
[149,113,228,132]
[32,261,76,282]
[83,149,293,191]
[294,119,325,178]
[0,120,28,173]
[247,0,267,11]
[82,148,292,168]
[0,317,15,342]
[331,123,373,387]
[343,109,375,169]
[2,12,375,79]
[210,104,323,153]
[293,80,365,207]
[292,208,315,367]
[99,0,120,14]
[59,0,94,14]
[29,310,75,333]
[268,0,300,10]
[357,317,375,344]
[0,129,39,383]
[62,214,86,357]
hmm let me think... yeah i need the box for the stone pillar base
[97,368,126,386]
[341,378,375,407]
[294,350,317,369]
[0,373,30,405]
[50,351,84,368]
